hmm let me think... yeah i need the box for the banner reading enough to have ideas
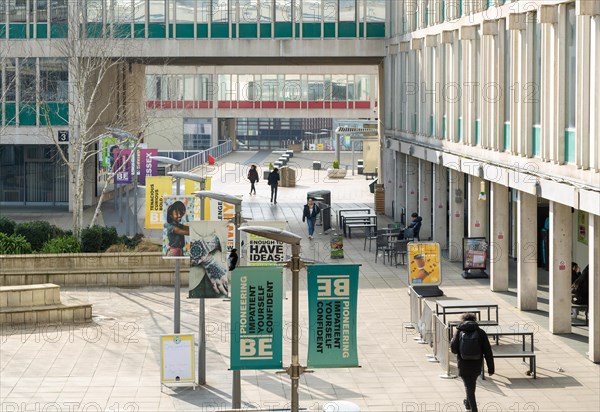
[307,264,359,368]
[230,266,283,370]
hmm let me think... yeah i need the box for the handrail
[158,140,233,173]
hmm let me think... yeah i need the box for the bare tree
[40,2,148,238]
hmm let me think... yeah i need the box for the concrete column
[433,164,448,250]
[384,149,395,216]
[490,182,509,292]
[549,201,572,333]
[406,156,419,218]
[517,191,538,310]
[211,117,219,147]
[448,169,465,261]
[589,214,600,362]
[395,153,407,223]
[468,175,487,238]
[418,160,433,240]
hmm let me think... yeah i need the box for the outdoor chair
[375,234,394,264]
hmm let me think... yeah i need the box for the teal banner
[307,264,360,368]
[230,266,283,370]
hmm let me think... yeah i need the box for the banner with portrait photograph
[462,238,488,270]
[230,266,283,370]
[408,242,441,286]
[307,264,360,368]
[188,221,230,299]
[145,176,172,229]
[162,196,201,258]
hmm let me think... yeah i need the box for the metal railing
[434,313,456,379]
[409,287,422,329]
[158,140,233,173]
[417,301,434,345]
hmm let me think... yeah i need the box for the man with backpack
[450,313,495,412]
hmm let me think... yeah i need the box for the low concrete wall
[0,252,189,287]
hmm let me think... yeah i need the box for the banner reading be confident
[230,266,283,370]
[307,264,360,368]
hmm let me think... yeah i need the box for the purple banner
[140,149,158,185]
[114,149,132,184]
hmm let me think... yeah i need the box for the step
[0,284,61,308]
[0,298,92,325]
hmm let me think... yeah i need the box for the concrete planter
[0,252,188,287]
[326,168,347,179]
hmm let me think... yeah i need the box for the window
[176,0,195,22]
[339,0,355,21]
[213,0,229,23]
[198,0,210,23]
[356,75,369,100]
[86,0,103,22]
[238,0,257,24]
[5,59,17,103]
[303,0,320,22]
[149,0,166,22]
[36,1,49,23]
[565,4,576,129]
[134,0,145,23]
[50,0,67,23]
[275,0,292,22]
[9,0,27,23]
[183,118,212,150]
[308,75,324,100]
[40,58,68,102]
[260,0,272,22]
[19,58,37,103]
[262,75,278,101]
[114,0,133,22]
[332,75,347,100]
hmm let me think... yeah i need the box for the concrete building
[381,0,600,362]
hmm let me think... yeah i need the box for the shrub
[105,244,129,253]
[0,233,33,255]
[332,160,340,169]
[117,233,144,249]
[0,216,16,235]
[14,221,62,251]
[40,236,81,254]
[134,240,161,252]
[268,162,273,170]
[80,226,119,252]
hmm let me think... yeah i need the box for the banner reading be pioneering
[307,264,359,368]
[231,266,283,370]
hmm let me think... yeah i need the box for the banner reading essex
[307,264,359,368]
[145,176,173,229]
[230,266,283,370]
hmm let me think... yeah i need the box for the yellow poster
[185,176,212,220]
[408,242,441,285]
[145,176,173,229]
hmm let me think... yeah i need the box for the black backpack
[459,330,482,360]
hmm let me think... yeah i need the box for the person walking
[450,313,495,412]
[247,164,259,195]
[267,168,280,203]
[302,197,320,240]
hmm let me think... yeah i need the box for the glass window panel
[303,0,320,22]
[114,0,133,22]
[50,0,67,23]
[32,0,48,23]
[262,75,278,100]
[184,75,195,99]
[366,0,384,22]
[19,58,37,103]
[195,74,212,100]
[533,15,541,125]
[339,0,355,21]
[5,59,17,102]
[145,75,157,99]
[176,0,195,22]
[198,0,210,22]
[87,0,103,22]
[218,74,231,100]
[324,0,336,22]
[504,28,510,122]
[238,74,254,100]
[149,0,166,22]
[40,58,68,102]
[134,0,145,22]
[331,74,348,101]
[347,75,355,100]
[238,0,257,24]
[356,75,369,100]
[9,0,28,23]
[213,0,229,23]
[260,0,272,22]
[275,0,291,22]
[284,74,301,101]
[308,75,324,100]
[566,4,576,128]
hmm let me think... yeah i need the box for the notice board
[160,335,195,385]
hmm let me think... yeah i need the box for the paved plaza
[1,151,599,412]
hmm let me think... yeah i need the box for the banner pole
[174,177,181,334]
[198,189,207,385]
[290,243,301,412]
[232,204,242,409]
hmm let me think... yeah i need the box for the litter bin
[368,178,378,194]
[307,190,331,232]
[323,401,360,411]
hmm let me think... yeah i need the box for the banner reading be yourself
[231,266,283,370]
[307,264,359,368]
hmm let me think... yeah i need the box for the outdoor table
[435,300,499,325]
[342,214,377,237]
[480,324,535,353]
[337,208,373,229]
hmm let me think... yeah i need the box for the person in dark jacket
[406,212,423,240]
[247,164,259,195]
[228,248,238,271]
[572,265,589,306]
[302,197,320,240]
[267,168,280,203]
[450,313,495,412]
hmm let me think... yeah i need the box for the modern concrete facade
[382,0,600,362]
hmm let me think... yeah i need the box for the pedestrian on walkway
[302,197,320,240]
[450,313,495,412]
[247,164,259,195]
[267,168,280,203]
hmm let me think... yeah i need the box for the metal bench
[491,350,537,379]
